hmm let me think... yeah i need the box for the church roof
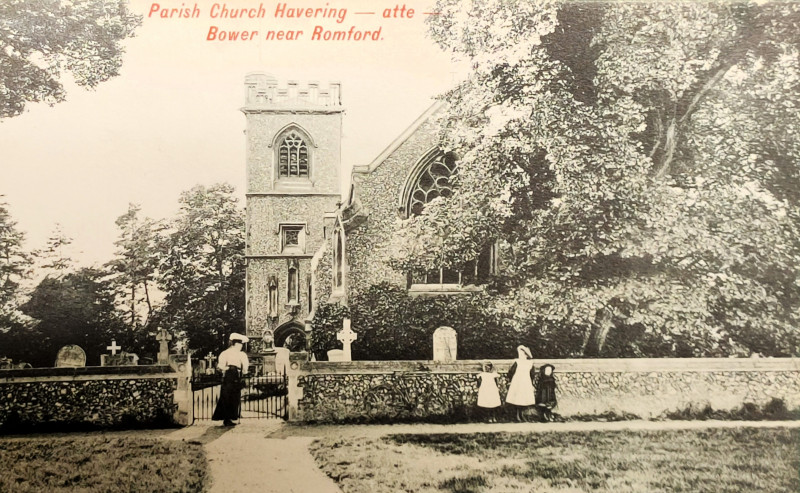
[351,100,445,175]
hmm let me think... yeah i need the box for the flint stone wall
[290,358,800,422]
[0,366,178,429]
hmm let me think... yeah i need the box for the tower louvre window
[278,132,309,178]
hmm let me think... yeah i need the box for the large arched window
[403,151,457,217]
[401,149,495,289]
[278,131,309,178]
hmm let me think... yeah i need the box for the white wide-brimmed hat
[229,333,250,343]
[517,345,532,358]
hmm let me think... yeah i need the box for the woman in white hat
[505,345,536,422]
[212,333,250,426]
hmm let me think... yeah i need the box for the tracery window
[406,152,457,217]
[403,150,495,288]
[278,132,309,178]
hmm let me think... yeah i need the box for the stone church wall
[0,366,179,430]
[289,358,800,423]
[346,115,443,297]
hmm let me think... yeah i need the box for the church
[242,73,496,353]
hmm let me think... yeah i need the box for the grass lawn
[0,436,207,492]
[310,427,800,492]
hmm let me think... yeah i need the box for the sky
[0,0,466,266]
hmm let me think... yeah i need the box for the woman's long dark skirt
[212,367,242,421]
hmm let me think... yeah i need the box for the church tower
[242,73,343,352]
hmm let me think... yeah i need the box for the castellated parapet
[244,72,342,108]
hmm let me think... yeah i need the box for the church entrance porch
[273,321,308,352]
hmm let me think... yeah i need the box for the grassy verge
[0,436,207,492]
[310,427,799,492]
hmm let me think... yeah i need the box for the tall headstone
[274,347,290,374]
[55,345,87,368]
[433,326,457,361]
[336,318,357,362]
[156,328,173,364]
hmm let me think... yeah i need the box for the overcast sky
[0,0,465,266]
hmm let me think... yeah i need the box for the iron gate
[191,370,288,422]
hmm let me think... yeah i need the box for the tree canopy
[395,1,800,357]
[0,0,141,118]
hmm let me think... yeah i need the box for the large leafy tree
[395,1,800,357]
[0,0,141,118]
[106,204,162,331]
[0,197,31,322]
[155,184,246,357]
[18,267,124,366]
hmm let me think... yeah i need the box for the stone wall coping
[0,365,176,384]
[299,358,800,374]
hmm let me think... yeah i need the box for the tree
[0,0,141,118]
[32,223,75,278]
[399,1,800,357]
[0,197,31,316]
[106,204,162,332]
[155,184,246,357]
[18,267,124,366]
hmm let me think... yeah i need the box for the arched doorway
[274,322,307,352]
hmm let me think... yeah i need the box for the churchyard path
[164,421,342,493]
[160,418,800,492]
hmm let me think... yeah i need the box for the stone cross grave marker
[106,340,121,355]
[55,345,87,368]
[156,328,173,364]
[433,326,457,361]
[204,352,216,374]
[336,318,357,362]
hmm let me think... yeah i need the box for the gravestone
[101,352,139,366]
[433,326,457,361]
[156,328,173,364]
[55,345,87,368]
[204,352,216,374]
[274,347,290,374]
[327,349,344,362]
[336,318,357,362]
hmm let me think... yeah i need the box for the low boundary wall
[287,357,800,422]
[0,355,193,430]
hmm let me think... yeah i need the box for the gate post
[286,351,309,421]
[169,353,193,425]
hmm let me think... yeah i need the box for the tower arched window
[401,149,495,290]
[278,131,309,178]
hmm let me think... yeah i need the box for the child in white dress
[477,362,501,422]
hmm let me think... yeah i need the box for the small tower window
[279,132,309,178]
[280,224,306,253]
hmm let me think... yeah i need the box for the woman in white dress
[506,345,535,422]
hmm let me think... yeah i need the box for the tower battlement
[244,73,342,107]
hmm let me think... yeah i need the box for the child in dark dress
[534,364,558,422]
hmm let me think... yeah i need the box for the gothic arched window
[278,131,309,178]
[401,149,495,288]
[404,152,457,217]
